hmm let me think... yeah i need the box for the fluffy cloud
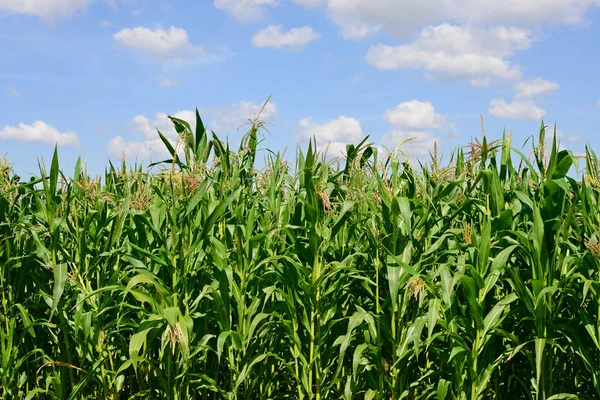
[114,26,202,59]
[213,0,277,21]
[251,25,320,49]
[384,100,445,130]
[298,116,365,157]
[290,1,597,88]
[514,78,560,98]
[207,100,277,133]
[295,101,446,160]
[0,121,80,147]
[114,26,233,64]
[106,136,165,159]
[107,100,277,160]
[0,0,91,21]
[381,131,438,157]
[489,98,547,120]
[365,24,528,84]
[107,110,196,159]
[470,78,492,88]
[291,0,325,9]
[324,0,600,39]
[226,0,599,38]
[130,110,197,140]
[153,74,180,88]
[380,100,444,157]
[0,0,123,21]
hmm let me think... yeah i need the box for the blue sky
[1,0,599,177]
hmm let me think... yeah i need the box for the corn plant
[0,110,598,399]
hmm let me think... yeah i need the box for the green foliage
[0,116,598,400]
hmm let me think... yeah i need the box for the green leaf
[15,303,36,338]
[234,353,274,389]
[387,264,402,311]
[460,275,483,330]
[195,108,207,153]
[49,145,59,200]
[129,326,156,371]
[481,293,518,342]
[25,388,47,400]
[535,337,547,393]
[551,150,574,179]
[437,379,451,400]
[331,200,355,239]
[365,390,377,400]
[483,245,518,298]
[352,343,369,377]
[546,394,579,400]
[217,331,242,361]
[427,298,441,341]
[67,357,105,400]
[448,346,466,362]
[156,131,174,158]
[534,286,559,309]
[49,263,68,320]
[201,188,241,243]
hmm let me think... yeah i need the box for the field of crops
[1,112,599,399]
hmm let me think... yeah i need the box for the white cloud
[114,27,232,65]
[325,0,600,39]
[106,136,184,160]
[251,25,320,49]
[489,98,547,120]
[9,88,22,97]
[0,0,122,21]
[114,26,206,61]
[0,0,91,21]
[207,100,278,133]
[0,121,80,147]
[295,101,446,160]
[381,130,438,157]
[292,0,325,9]
[380,100,446,158]
[108,100,277,159]
[130,101,277,140]
[108,110,196,160]
[514,78,560,98]
[298,116,364,157]
[131,110,196,140]
[153,74,180,88]
[213,0,277,21]
[107,136,159,159]
[365,24,527,84]
[470,78,492,88]
[596,100,600,109]
[384,100,445,130]
[212,0,600,36]
[100,20,111,28]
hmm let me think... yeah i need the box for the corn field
[1,111,599,400]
